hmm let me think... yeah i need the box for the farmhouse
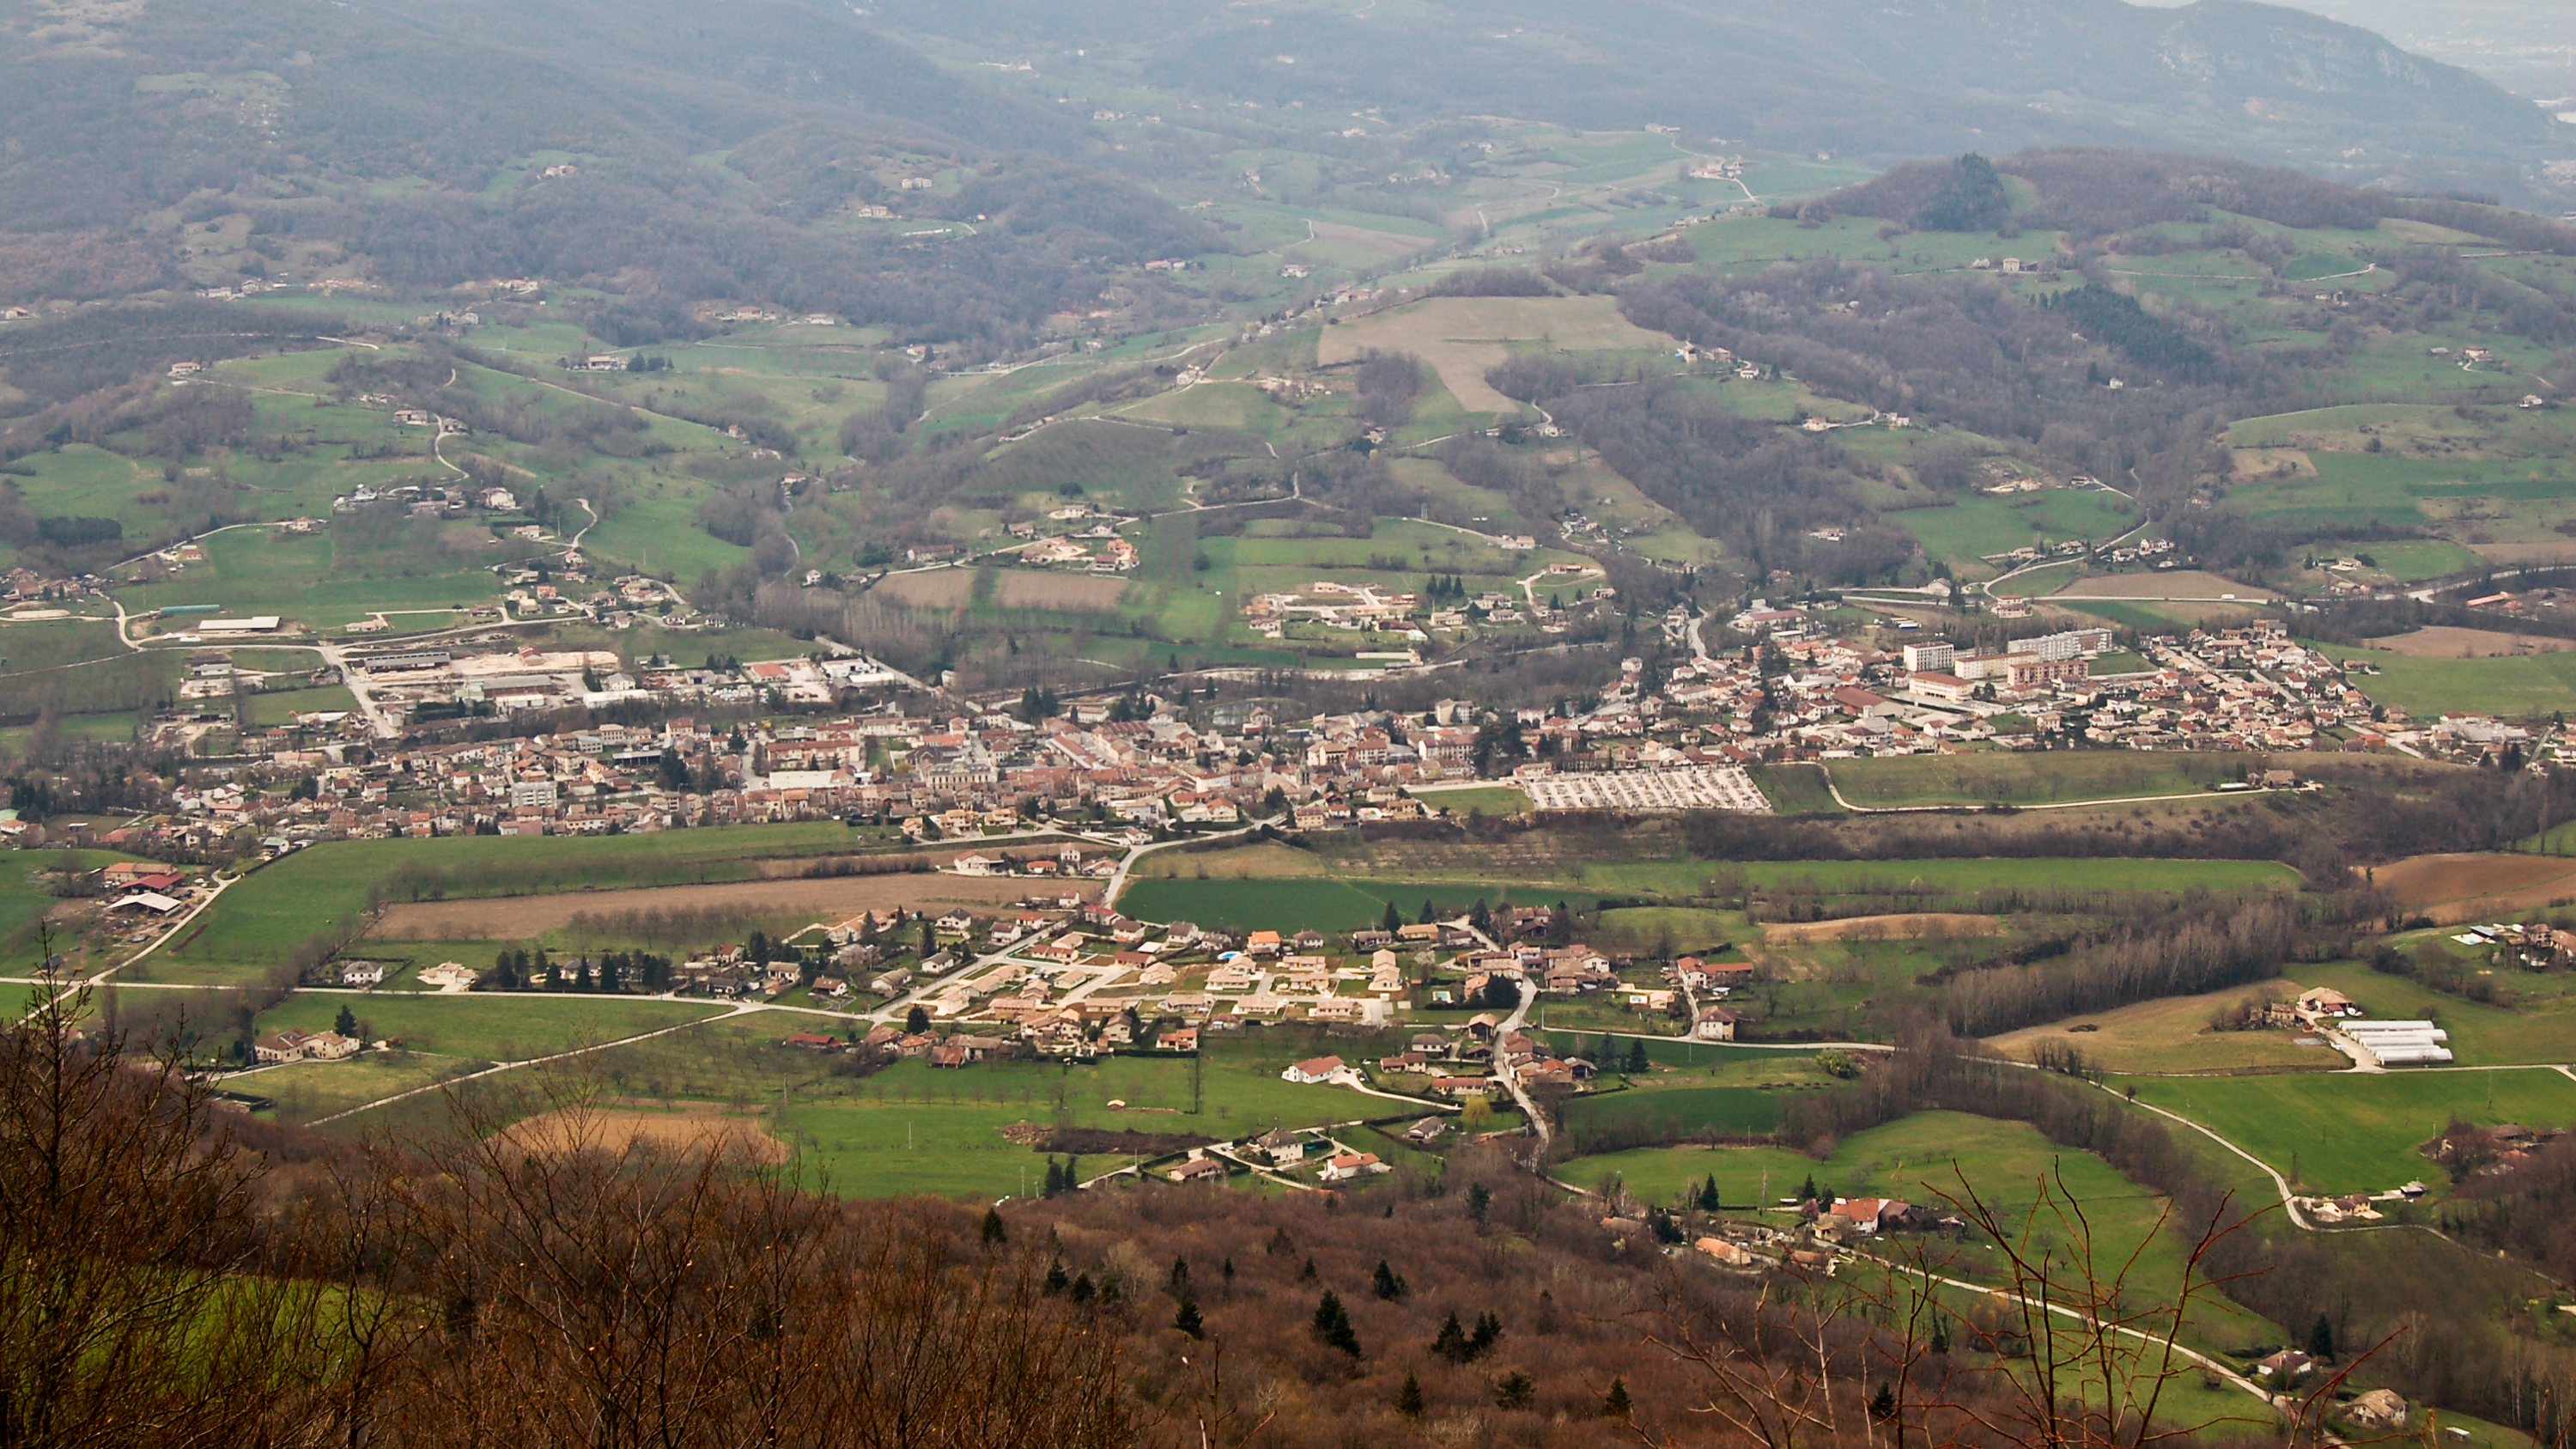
[1319,1151,1389,1182]
[1281,1055,1348,1085]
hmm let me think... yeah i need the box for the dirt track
[2369,852,2576,923]
[375,874,1076,941]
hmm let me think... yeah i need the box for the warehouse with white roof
[2341,1019,2453,1066]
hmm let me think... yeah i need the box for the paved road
[1102,816,1282,911]
[1495,977,1552,1160]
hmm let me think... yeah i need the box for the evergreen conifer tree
[1372,1259,1407,1300]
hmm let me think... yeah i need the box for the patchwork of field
[1315,295,1673,413]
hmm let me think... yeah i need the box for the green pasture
[1734,856,2298,896]
[1558,1083,1797,1146]
[2354,539,2482,582]
[2300,639,2576,720]
[1893,491,2132,575]
[1418,786,1532,816]
[1747,763,1843,815]
[1122,848,2293,927]
[480,1016,1450,1200]
[2126,1068,2576,1196]
[1592,906,1740,955]
[1822,752,2247,807]
[0,618,130,673]
[115,528,506,633]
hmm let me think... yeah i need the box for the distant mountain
[2134,0,2576,107]
[0,0,1212,347]
[873,0,2573,204]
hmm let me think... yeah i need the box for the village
[6,596,2561,863]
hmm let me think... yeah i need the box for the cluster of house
[3,567,105,606]
[1705,613,2465,760]
[1000,509,1139,573]
[1163,1126,1400,1187]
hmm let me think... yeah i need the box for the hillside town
[4,602,2555,862]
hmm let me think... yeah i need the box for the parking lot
[1523,766,1771,814]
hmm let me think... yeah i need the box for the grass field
[1735,857,2299,896]
[1558,1083,1801,1147]
[2124,1068,2576,1196]
[1748,763,1843,815]
[1416,786,1532,816]
[2299,638,2576,719]
[1825,752,2245,807]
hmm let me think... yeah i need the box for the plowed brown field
[2369,852,2576,922]
[505,1103,789,1164]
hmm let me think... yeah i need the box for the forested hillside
[872,0,2574,206]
